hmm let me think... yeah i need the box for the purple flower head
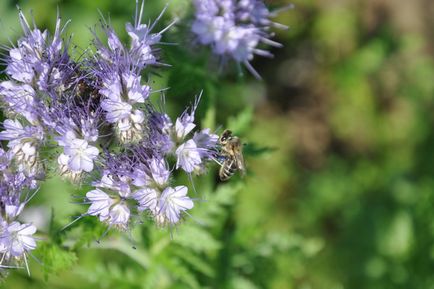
[0,150,38,213]
[147,111,175,154]
[191,0,288,78]
[133,185,194,226]
[131,157,170,189]
[86,178,132,230]
[96,70,150,144]
[89,3,174,144]
[133,187,159,212]
[86,173,133,230]
[62,138,99,173]
[0,119,44,146]
[175,95,201,143]
[193,128,219,174]
[98,71,149,143]
[50,100,102,179]
[126,2,176,68]
[100,72,150,104]
[0,221,37,262]
[0,148,12,172]
[0,145,38,272]
[176,139,202,173]
[93,2,174,76]
[0,82,38,123]
[146,94,201,154]
[125,21,160,68]
[90,3,168,145]
[175,110,196,142]
[144,94,218,175]
[5,9,73,92]
[0,151,36,199]
[0,119,44,177]
[193,128,219,158]
[149,158,170,187]
[84,151,143,230]
[86,188,114,222]
[156,186,194,226]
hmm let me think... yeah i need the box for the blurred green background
[1,0,434,288]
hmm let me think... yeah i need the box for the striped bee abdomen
[219,158,238,181]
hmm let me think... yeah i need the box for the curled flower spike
[6,8,73,92]
[146,97,219,176]
[191,0,290,78]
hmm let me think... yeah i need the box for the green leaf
[172,247,215,277]
[160,257,201,289]
[174,226,221,253]
[243,142,276,157]
[34,243,78,279]
[226,106,254,135]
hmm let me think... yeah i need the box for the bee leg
[211,155,225,167]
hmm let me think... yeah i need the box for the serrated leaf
[173,247,215,277]
[160,257,201,289]
[72,217,108,249]
[212,183,243,207]
[34,243,78,279]
[174,226,221,253]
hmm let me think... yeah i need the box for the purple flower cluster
[0,9,73,272]
[0,148,38,273]
[81,92,219,230]
[0,3,221,273]
[191,0,288,78]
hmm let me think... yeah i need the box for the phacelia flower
[0,119,44,177]
[0,82,38,123]
[191,0,289,78]
[98,72,149,143]
[176,139,203,173]
[63,138,99,172]
[85,169,136,230]
[145,94,219,175]
[86,189,114,222]
[0,222,37,259]
[6,10,72,92]
[157,186,194,225]
[0,146,39,274]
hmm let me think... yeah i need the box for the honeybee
[218,129,245,181]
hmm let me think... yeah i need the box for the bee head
[219,129,232,144]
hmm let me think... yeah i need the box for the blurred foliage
[1,0,434,288]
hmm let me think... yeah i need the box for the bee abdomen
[219,159,238,181]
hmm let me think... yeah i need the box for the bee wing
[234,146,246,176]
